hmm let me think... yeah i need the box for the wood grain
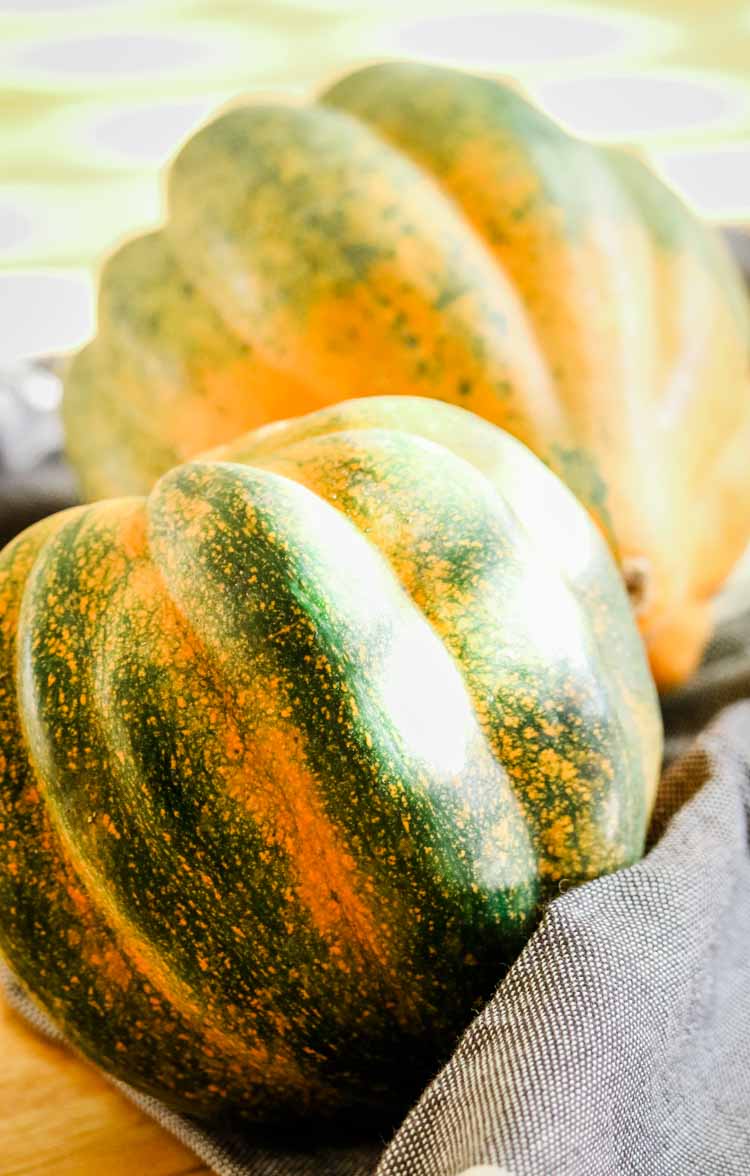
[0,997,211,1176]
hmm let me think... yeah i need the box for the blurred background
[1,0,749,365]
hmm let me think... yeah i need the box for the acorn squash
[62,61,750,688]
[0,397,662,1125]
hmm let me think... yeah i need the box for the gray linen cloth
[1,352,749,1175]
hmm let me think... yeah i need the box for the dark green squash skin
[0,397,662,1125]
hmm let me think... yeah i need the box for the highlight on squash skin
[62,60,750,688]
[0,396,662,1124]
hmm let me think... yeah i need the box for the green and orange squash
[63,60,750,688]
[0,397,661,1124]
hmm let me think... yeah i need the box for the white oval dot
[376,5,674,70]
[0,271,93,363]
[652,145,750,219]
[15,33,211,78]
[529,72,749,138]
[89,99,215,165]
[0,0,124,9]
[0,203,34,252]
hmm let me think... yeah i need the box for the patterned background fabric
[1,0,750,364]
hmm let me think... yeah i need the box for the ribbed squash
[62,61,750,688]
[0,397,661,1125]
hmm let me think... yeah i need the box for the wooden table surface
[0,997,211,1176]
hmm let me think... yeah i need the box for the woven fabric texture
[375,699,750,1176]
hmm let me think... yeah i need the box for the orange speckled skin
[62,61,750,688]
[0,397,662,1125]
